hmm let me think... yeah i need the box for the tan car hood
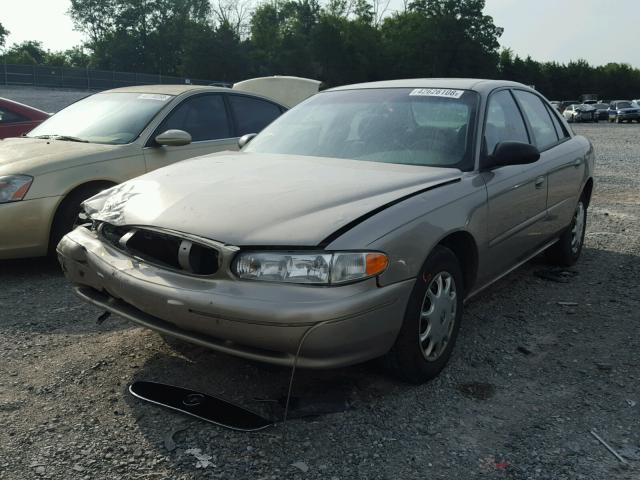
[84,152,461,246]
[0,137,125,176]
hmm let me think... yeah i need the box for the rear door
[143,93,237,172]
[480,89,549,281]
[512,89,585,236]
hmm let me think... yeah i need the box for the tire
[546,197,587,267]
[385,246,464,384]
[48,184,111,254]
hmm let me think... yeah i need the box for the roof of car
[327,78,532,94]
[104,84,230,95]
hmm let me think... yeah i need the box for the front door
[143,93,238,172]
[479,89,548,283]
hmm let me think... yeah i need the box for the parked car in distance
[608,100,640,123]
[0,80,317,259]
[0,97,49,139]
[559,100,580,113]
[593,103,610,120]
[563,103,598,122]
[58,79,594,384]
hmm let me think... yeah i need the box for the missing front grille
[126,230,182,269]
[188,243,218,275]
[99,224,218,275]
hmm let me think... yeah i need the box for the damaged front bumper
[57,227,413,368]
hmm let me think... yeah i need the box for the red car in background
[0,98,49,139]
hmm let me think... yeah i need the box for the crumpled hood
[84,152,461,246]
[0,137,126,176]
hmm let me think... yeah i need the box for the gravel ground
[0,86,91,112]
[1,123,639,480]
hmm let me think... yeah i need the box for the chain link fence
[0,63,231,90]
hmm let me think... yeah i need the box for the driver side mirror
[238,133,257,149]
[155,129,192,147]
[484,141,540,170]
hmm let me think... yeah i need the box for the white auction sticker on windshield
[410,88,464,99]
[137,94,172,101]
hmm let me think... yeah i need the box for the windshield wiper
[32,134,89,143]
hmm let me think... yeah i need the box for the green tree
[69,0,211,73]
[3,41,48,64]
[0,21,8,50]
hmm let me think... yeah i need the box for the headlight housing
[0,175,33,203]
[233,251,389,285]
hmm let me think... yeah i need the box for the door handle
[535,176,545,189]
[573,158,583,167]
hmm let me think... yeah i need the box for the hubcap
[571,202,585,254]
[419,272,457,361]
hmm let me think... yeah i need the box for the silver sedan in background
[563,103,598,122]
[58,79,594,384]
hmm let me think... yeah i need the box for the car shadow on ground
[0,256,63,276]
[95,244,638,477]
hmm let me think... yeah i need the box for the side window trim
[222,93,239,138]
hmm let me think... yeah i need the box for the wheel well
[438,231,478,293]
[582,178,594,207]
[50,180,117,236]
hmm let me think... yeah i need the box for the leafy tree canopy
[0,1,638,98]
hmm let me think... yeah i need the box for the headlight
[0,175,33,203]
[233,251,389,285]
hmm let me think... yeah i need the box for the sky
[2,0,640,67]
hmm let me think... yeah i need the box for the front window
[245,88,479,170]
[616,101,632,109]
[28,92,173,144]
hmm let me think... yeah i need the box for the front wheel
[385,246,464,384]
[547,199,587,266]
[48,185,111,255]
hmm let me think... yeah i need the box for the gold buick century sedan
[0,79,322,259]
[59,79,594,383]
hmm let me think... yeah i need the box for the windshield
[245,88,479,170]
[28,92,173,144]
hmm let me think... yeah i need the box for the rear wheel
[385,246,464,384]
[48,184,112,255]
[547,198,587,267]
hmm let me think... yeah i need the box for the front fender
[325,173,487,287]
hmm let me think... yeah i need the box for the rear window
[0,108,28,123]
